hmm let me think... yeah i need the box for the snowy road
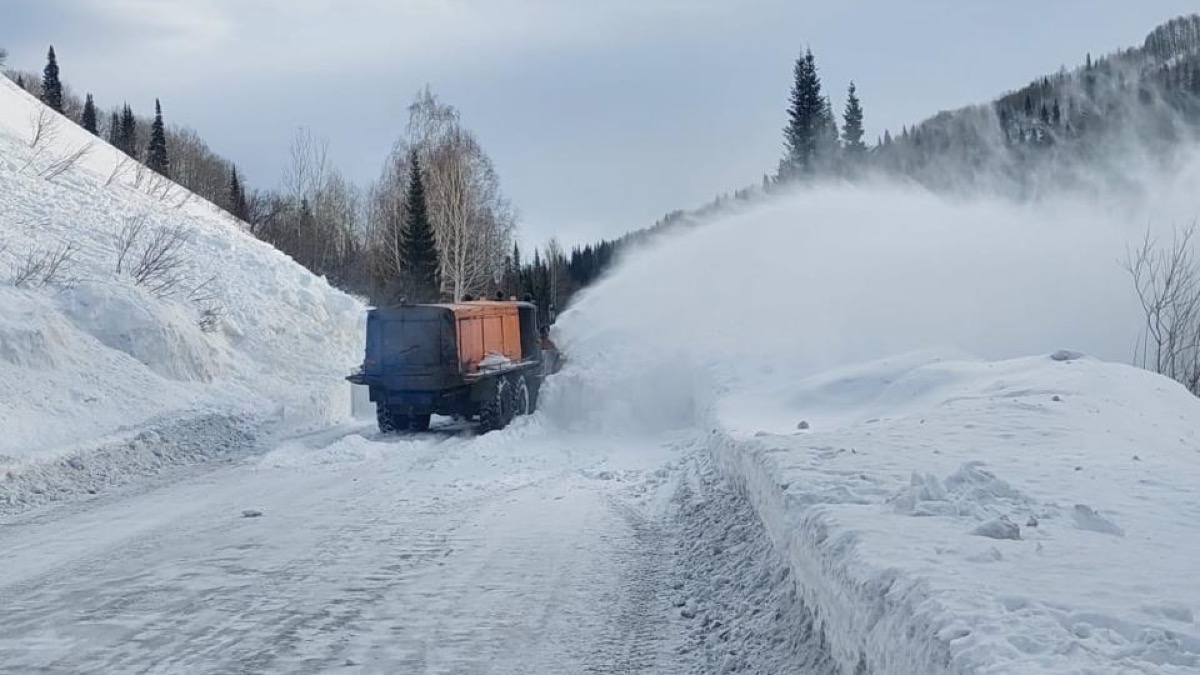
[0,420,817,674]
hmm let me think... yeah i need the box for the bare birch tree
[1123,225,1200,394]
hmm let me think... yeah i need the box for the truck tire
[527,377,541,413]
[512,375,530,417]
[479,379,508,433]
[499,374,523,422]
[411,414,431,432]
[376,405,401,434]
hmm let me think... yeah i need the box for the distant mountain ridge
[567,16,1200,301]
[677,14,1200,225]
[1144,14,1200,63]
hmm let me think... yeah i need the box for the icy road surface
[0,420,823,674]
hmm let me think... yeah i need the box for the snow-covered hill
[712,351,1200,674]
[0,77,363,508]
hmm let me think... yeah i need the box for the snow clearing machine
[347,299,560,433]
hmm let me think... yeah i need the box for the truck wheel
[411,414,431,432]
[501,376,523,425]
[479,379,508,433]
[512,376,531,417]
[527,377,541,413]
[376,405,400,434]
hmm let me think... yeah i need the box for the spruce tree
[147,99,170,176]
[108,111,121,147]
[814,96,840,172]
[119,104,138,157]
[41,46,63,113]
[229,166,249,221]
[81,94,98,135]
[842,82,867,159]
[400,150,440,301]
[781,48,828,179]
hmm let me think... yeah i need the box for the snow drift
[0,78,362,507]
[551,150,1200,673]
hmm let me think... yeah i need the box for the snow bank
[710,354,1200,674]
[0,77,363,503]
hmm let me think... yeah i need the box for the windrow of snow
[0,77,363,506]
[710,352,1200,674]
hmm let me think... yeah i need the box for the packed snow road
[0,419,823,674]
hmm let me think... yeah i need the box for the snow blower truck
[347,300,560,433]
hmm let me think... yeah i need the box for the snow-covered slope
[713,352,1200,674]
[0,77,362,506]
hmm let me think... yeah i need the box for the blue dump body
[348,301,555,433]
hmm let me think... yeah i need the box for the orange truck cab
[348,300,559,433]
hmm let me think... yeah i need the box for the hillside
[859,15,1200,194]
[570,14,1200,285]
[0,77,362,509]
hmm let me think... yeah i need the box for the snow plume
[551,149,1200,426]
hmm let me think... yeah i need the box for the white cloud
[78,0,235,52]
[75,0,740,79]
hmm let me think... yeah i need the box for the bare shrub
[11,242,75,288]
[114,218,225,330]
[27,107,57,150]
[105,155,136,187]
[19,108,59,173]
[115,216,190,297]
[1123,224,1200,393]
[39,143,94,182]
[186,275,226,332]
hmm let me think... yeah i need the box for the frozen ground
[0,417,834,674]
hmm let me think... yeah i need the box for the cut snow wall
[707,430,955,675]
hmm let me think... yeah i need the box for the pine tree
[119,104,137,157]
[108,111,121,147]
[781,48,829,179]
[841,82,867,159]
[820,96,840,159]
[228,166,249,221]
[147,99,170,176]
[41,46,63,113]
[400,150,440,301]
[81,94,98,135]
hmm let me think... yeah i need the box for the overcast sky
[5,1,1198,246]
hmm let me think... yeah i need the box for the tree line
[12,16,1200,323]
[4,47,573,320]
